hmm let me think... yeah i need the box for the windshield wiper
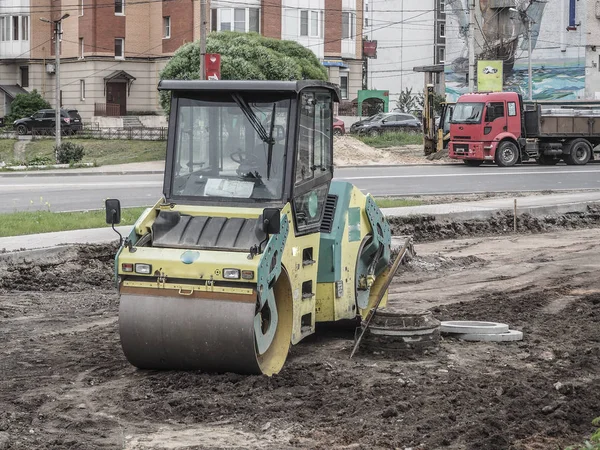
[231,93,276,179]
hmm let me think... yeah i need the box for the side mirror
[105,199,121,225]
[261,208,280,235]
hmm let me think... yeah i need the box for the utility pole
[468,0,475,92]
[199,0,206,80]
[526,18,533,100]
[40,13,69,159]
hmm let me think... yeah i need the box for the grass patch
[0,139,16,163]
[0,207,148,237]
[358,132,423,148]
[375,197,424,208]
[25,139,166,166]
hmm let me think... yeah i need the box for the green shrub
[55,141,85,164]
[27,155,54,166]
[5,90,51,124]
[565,417,600,450]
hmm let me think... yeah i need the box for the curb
[0,170,164,177]
[382,200,600,221]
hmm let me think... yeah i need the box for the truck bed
[524,107,600,138]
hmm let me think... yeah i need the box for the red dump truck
[448,91,600,167]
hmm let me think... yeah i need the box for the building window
[79,37,84,58]
[249,8,259,32]
[440,0,445,12]
[340,72,348,99]
[438,47,445,63]
[163,16,171,38]
[342,12,355,40]
[220,8,231,31]
[115,0,124,15]
[80,80,86,101]
[211,9,217,31]
[213,8,259,33]
[0,17,6,41]
[234,8,245,32]
[300,10,321,37]
[20,66,29,88]
[440,23,445,37]
[300,10,308,36]
[115,38,124,58]
[80,0,84,16]
[22,16,28,41]
[12,16,19,40]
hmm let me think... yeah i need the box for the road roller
[105,80,393,375]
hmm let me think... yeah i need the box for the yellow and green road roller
[106,80,393,375]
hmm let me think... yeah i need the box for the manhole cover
[360,308,440,354]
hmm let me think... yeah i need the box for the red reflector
[122,263,133,272]
[241,270,254,280]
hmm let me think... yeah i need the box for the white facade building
[365,0,437,105]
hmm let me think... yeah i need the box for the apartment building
[364,0,438,105]
[0,0,363,121]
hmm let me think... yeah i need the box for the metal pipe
[200,0,206,80]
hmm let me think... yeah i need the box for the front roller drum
[119,276,293,375]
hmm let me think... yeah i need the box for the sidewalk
[2,191,600,253]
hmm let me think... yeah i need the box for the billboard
[477,60,503,92]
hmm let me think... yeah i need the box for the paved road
[2,163,600,213]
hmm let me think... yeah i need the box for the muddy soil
[1,225,600,449]
[389,204,600,242]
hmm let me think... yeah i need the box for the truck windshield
[170,94,291,202]
[451,103,484,124]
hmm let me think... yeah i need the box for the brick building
[0,0,363,121]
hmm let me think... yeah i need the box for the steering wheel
[230,149,260,166]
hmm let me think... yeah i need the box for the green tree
[5,90,51,124]
[159,32,328,114]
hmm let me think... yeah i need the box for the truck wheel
[496,141,519,167]
[463,159,483,167]
[565,139,592,165]
[537,154,559,165]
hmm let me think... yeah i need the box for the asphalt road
[2,163,600,213]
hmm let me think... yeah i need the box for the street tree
[5,90,51,125]
[159,32,328,113]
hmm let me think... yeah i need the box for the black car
[351,112,421,136]
[349,113,384,134]
[13,109,83,135]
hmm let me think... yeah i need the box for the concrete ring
[440,321,510,335]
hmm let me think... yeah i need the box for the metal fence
[0,127,167,141]
[94,102,121,117]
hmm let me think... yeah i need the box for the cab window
[485,102,505,122]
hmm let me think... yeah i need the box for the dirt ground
[333,136,458,166]
[1,220,600,449]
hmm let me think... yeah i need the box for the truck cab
[448,92,523,166]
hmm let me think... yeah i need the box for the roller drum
[119,294,262,374]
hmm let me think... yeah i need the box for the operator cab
[159,80,339,211]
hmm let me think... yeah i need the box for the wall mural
[445,0,585,101]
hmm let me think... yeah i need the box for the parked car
[13,109,83,135]
[351,112,421,136]
[349,113,385,134]
[333,117,345,136]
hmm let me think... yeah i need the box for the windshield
[170,94,291,202]
[451,102,484,124]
